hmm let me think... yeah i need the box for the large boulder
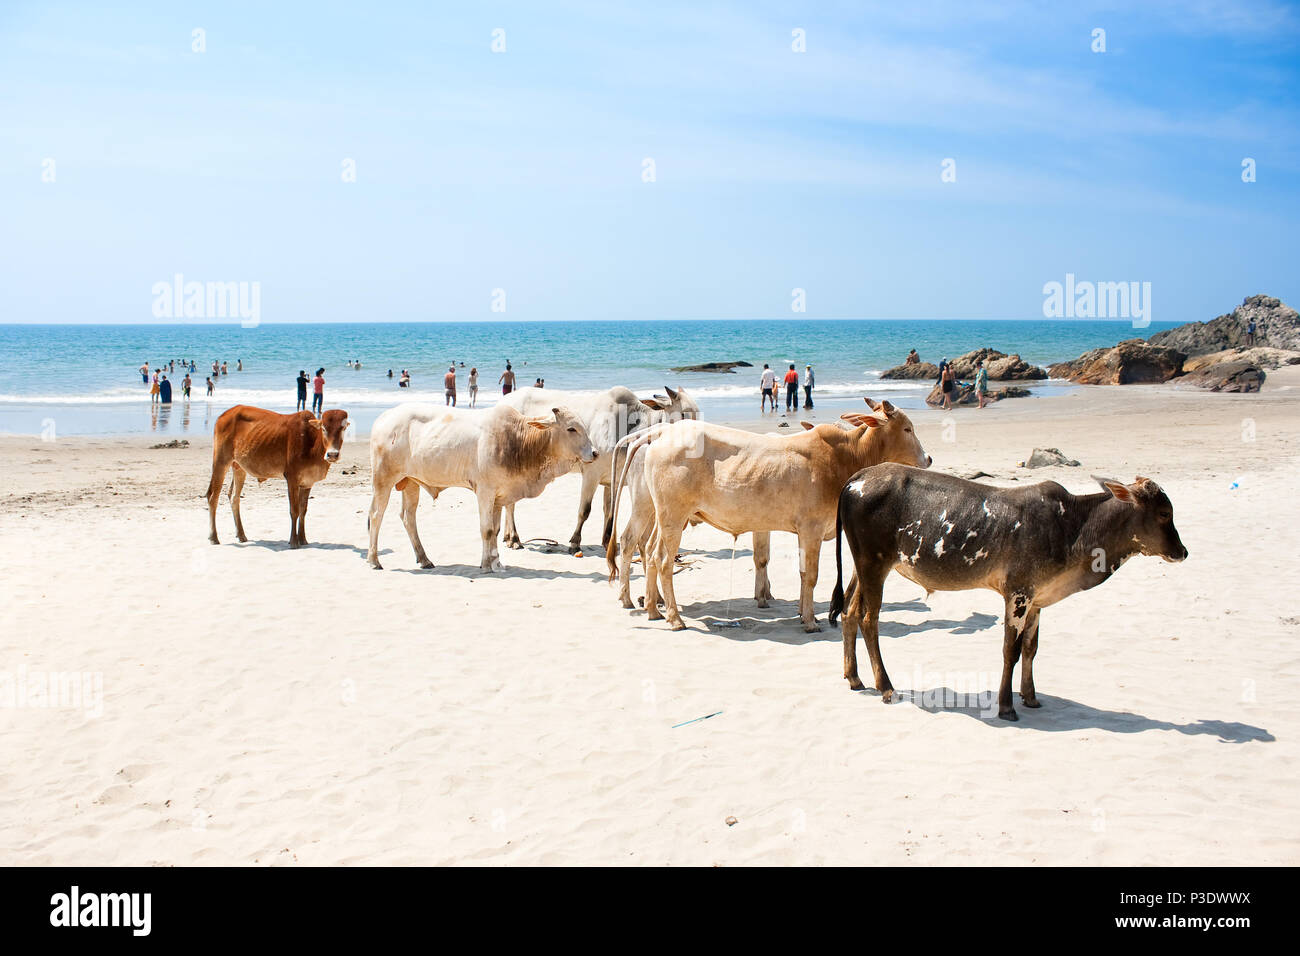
[948,349,1047,380]
[1148,295,1300,355]
[880,361,940,380]
[1173,361,1266,393]
[1181,347,1300,372]
[1047,339,1185,384]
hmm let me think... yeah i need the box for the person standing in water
[206,377,214,396]
[296,370,309,411]
[783,364,799,414]
[150,370,161,404]
[182,373,192,399]
[759,364,776,412]
[312,368,325,415]
[159,374,173,404]
[499,362,516,396]
[468,367,479,407]
[444,365,458,406]
[140,362,150,384]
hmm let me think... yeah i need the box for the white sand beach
[2,377,1298,866]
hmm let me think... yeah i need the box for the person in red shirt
[312,368,325,415]
[783,364,800,414]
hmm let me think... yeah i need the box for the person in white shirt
[803,364,815,410]
[759,364,777,412]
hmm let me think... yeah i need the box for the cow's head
[1095,475,1188,563]
[317,409,350,462]
[848,398,931,468]
[641,386,700,422]
[528,406,596,464]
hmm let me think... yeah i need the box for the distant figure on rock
[905,349,920,365]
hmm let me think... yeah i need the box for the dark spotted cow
[829,465,1187,720]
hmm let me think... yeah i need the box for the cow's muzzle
[326,450,341,462]
[1164,545,1188,563]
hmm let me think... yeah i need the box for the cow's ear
[526,416,552,430]
[880,400,897,417]
[641,398,664,410]
[1095,476,1136,503]
[799,420,816,430]
[664,386,679,401]
[863,397,881,411]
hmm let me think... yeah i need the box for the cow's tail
[828,491,845,625]
[604,427,660,583]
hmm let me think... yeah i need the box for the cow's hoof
[620,598,634,609]
[209,536,219,545]
[846,675,865,691]
[669,621,686,632]
[506,540,523,550]
[998,709,1020,722]
[755,599,770,609]
[1020,696,1042,709]
[418,560,434,570]
[236,534,248,543]
[567,543,581,555]
[368,562,383,571]
[880,689,895,704]
[802,620,821,633]
[289,541,301,550]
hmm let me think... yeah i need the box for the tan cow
[609,399,930,631]
[206,406,351,548]
[366,403,595,572]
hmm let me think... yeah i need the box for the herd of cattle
[205,386,1186,720]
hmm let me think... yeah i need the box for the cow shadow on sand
[229,539,361,553]
[851,686,1273,743]
[670,598,989,646]
[354,548,608,582]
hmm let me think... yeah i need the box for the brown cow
[206,406,350,548]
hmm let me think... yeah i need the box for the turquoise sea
[0,319,1177,436]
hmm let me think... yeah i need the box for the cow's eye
[567,427,577,433]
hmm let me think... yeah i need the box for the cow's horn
[664,386,679,401]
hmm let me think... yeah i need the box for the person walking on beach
[296,370,309,411]
[312,368,325,415]
[783,364,799,414]
[975,359,989,410]
[939,359,955,411]
[803,364,815,410]
[468,367,479,407]
[182,373,192,399]
[759,364,776,412]
[499,362,516,396]
[444,366,458,406]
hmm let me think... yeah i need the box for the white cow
[607,399,931,631]
[366,403,595,572]
[498,385,699,553]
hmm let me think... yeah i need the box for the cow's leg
[841,571,865,689]
[616,504,644,608]
[296,485,311,546]
[599,481,614,551]
[997,593,1031,721]
[644,525,665,620]
[563,466,600,554]
[796,531,822,632]
[1018,608,1043,708]
[287,483,303,549]
[229,465,248,543]
[366,479,395,569]
[399,480,433,568]
[206,460,230,544]
[752,531,774,607]
[478,493,504,571]
[652,515,687,630]
[860,571,894,701]
[502,503,523,550]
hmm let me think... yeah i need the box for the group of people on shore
[911,349,991,411]
[758,363,815,414]
[141,357,233,404]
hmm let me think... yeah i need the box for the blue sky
[2,0,1297,323]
